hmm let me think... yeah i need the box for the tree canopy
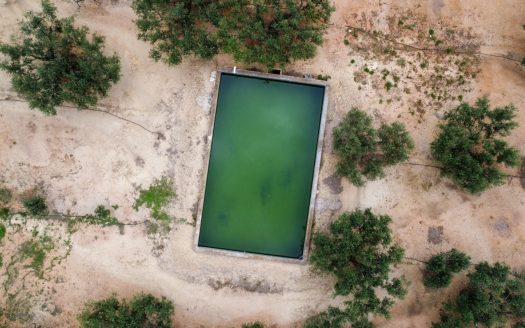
[423,249,471,289]
[0,0,120,115]
[309,209,407,328]
[433,262,525,328]
[333,108,415,186]
[78,293,174,328]
[132,0,333,68]
[431,98,520,194]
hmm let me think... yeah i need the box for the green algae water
[198,73,325,258]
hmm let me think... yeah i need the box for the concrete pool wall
[193,68,329,264]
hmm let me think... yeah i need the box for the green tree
[217,0,333,68]
[333,108,414,186]
[309,209,407,328]
[78,293,174,328]
[0,0,120,115]
[424,249,470,289]
[433,262,525,328]
[431,98,520,194]
[132,0,333,68]
[133,0,219,65]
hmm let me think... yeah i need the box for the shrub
[133,177,176,221]
[22,195,48,215]
[309,209,406,327]
[431,98,520,193]
[132,0,333,68]
[333,108,414,186]
[78,293,174,328]
[424,249,470,288]
[433,262,525,328]
[0,0,120,114]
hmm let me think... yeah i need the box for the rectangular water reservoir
[196,70,328,261]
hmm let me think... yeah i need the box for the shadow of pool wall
[193,68,329,264]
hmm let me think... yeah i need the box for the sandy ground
[0,0,524,327]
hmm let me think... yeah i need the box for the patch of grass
[22,195,47,215]
[0,188,12,204]
[133,177,175,221]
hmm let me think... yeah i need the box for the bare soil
[0,0,524,327]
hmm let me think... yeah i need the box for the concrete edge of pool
[193,68,329,264]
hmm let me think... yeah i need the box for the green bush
[0,0,120,114]
[433,262,525,328]
[22,195,48,215]
[309,209,406,328]
[133,177,176,221]
[78,293,174,328]
[424,249,470,288]
[333,108,414,186]
[431,98,520,194]
[132,0,333,68]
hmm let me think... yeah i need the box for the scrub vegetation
[133,177,176,222]
[431,98,520,194]
[78,293,174,328]
[309,209,406,328]
[0,0,120,114]
[333,108,414,186]
[132,0,333,68]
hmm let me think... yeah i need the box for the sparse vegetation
[433,262,525,328]
[431,97,520,194]
[19,233,55,278]
[132,0,333,68]
[333,108,414,186]
[0,224,5,241]
[424,249,471,288]
[309,209,407,328]
[242,322,265,328]
[133,177,176,221]
[78,293,174,328]
[0,0,120,114]
[67,205,122,233]
[0,188,12,204]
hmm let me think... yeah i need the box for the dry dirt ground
[0,0,524,327]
